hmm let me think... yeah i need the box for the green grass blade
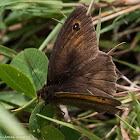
[115,114,140,135]
[0,44,17,59]
[36,114,101,140]
[0,105,30,140]
[96,8,101,45]
[39,18,66,51]
[113,58,140,72]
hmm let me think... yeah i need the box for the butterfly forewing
[47,6,98,86]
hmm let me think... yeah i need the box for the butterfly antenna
[87,0,94,15]
[24,57,42,87]
[107,42,126,56]
[51,18,64,24]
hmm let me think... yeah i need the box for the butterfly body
[37,6,121,114]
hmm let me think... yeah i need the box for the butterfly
[37,6,121,115]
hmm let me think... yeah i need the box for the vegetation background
[0,0,140,140]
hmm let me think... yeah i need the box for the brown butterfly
[37,6,121,114]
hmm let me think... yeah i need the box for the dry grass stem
[118,27,140,38]
[87,0,94,15]
[116,68,140,89]
[87,123,103,129]
[93,5,140,25]
[73,112,98,121]
[120,105,132,140]
[104,125,117,139]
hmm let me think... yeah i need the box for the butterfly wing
[52,93,121,114]
[46,6,120,113]
[48,6,98,86]
[47,6,116,98]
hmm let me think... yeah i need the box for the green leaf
[0,91,30,109]
[36,114,101,140]
[0,0,63,11]
[10,48,49,90]
[41,125,65,140]
[0,105,29,140]
[0,44,17,59]
[60,126,82,140]
[29,102,54,139]
[0,0,20,7]
[0,64,36,98]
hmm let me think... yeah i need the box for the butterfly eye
[73,22,80,31]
